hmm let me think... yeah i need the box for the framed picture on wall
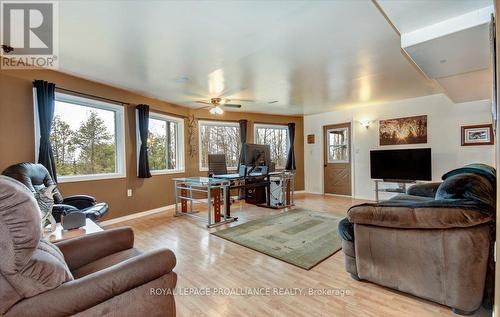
[379,115,427,146]
[461,124,494,146]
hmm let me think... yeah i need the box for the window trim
[136,111,185,175]
[34,91,127,183]
[253,123,289,169]
[198,120,240,172]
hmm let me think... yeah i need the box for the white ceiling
[378,0,493,103]
[56,1,487,115]
[377,0,492,34]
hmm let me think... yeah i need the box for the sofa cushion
[436,173,495,208]
[6,240,73,298]
[389,193,435,202]
[0,274,22,315]
[0,176,73,301]
[0,176,41,273]
[72,248,142,279]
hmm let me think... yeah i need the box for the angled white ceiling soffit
[377,1,494,103]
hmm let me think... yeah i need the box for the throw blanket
[349,163,497,216]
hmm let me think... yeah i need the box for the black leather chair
[2,162,108,221]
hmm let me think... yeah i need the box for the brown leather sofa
[339,164,495,315]
[0,176,177,317]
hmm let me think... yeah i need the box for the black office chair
[2,162,109,222]
[208,154,228,176]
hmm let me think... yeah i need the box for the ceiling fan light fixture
[209,106,224,115]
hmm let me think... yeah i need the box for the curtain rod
[55,87,131,105]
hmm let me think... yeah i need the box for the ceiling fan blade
[195,101,212,105]
[223,104,242,108]
[227,99,256,102]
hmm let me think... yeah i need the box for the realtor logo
[1,1,58,69]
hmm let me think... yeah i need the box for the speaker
[61,212,86,230]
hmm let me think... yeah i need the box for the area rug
[212,208,342,270]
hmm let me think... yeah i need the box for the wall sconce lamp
[358,119,374,129]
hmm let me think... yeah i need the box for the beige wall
[304,94,495,200]
[0,68,304,220]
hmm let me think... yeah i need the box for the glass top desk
[172,177,237,228]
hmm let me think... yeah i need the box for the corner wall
[304,94,495,200]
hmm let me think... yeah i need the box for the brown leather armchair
[0,176,177,317]
[339,164,496,315]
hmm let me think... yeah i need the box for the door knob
[324,164,327,167]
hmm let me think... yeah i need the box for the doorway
[323,123,352,196]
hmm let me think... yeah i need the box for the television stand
[374,179,418,202]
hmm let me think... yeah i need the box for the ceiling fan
[196,97,250,115]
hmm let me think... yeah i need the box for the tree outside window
[199,121,240,170]
[50,101,118,177]
[147,116,179,171]
[255,124,289,168]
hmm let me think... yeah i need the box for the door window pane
[327,128,349,163]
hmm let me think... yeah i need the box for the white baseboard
[294,190,306,194]
[99,204,176,226]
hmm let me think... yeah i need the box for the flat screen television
[370,148,432,181]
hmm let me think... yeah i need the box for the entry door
[323,123,352,196]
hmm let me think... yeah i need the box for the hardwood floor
[104,193,490,317]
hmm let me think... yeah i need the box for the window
[37,92,125,182]
[327,127,349,163]
[254,124,289,169]
[137,112,184,174]
[198,120,240,171]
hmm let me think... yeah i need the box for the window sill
[57,173,126,183]
[151,169,185,176]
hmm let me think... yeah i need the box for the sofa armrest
[62,195,96,209]
[4,249,176,317]
[55,227,134,271]
[347,205,493,229]
[406,182,441,198]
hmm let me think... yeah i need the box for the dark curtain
[137,104,151,178]
[285,122,296,171]
[33,80,57,182]
[238,119,248,164]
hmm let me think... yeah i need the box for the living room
[0,1,498,317]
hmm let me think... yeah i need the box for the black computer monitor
[240,143,271,175]
[242,143,271,166]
